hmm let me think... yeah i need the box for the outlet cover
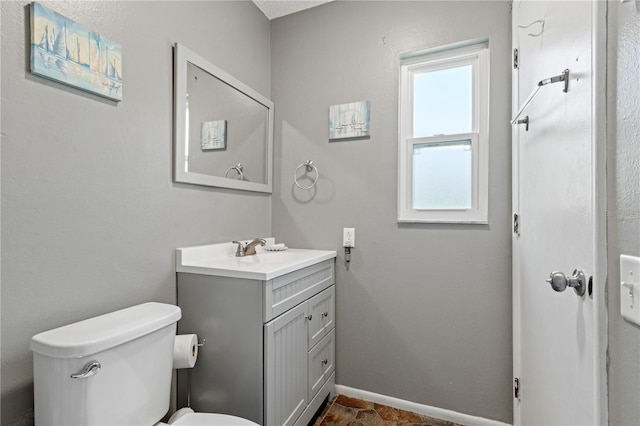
[343,228,355,247]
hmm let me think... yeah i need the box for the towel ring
[225,163,244,180]
[294,160,319,190]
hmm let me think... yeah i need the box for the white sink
[176,238,336,280]
[237,251,306,265]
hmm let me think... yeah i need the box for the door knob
[546,269,586,297]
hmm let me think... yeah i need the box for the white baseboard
[334,385,511,426]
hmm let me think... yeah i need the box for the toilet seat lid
[171,413,259,426]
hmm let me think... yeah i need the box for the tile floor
[312,394,465,426]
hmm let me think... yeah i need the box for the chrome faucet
[232,238,266,257]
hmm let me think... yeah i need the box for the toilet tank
[30,302,182,426]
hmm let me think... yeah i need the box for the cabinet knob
[305,314,313,321]
[321,358,328,365]
[321,312,328,318]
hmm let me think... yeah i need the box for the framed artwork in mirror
[201,120,226,151]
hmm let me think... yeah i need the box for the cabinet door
[264,302,308,426]
[308,286,335,348]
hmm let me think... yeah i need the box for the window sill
[397,218,489,225]
[397,210,488,224]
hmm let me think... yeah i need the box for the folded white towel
[265,243,288,251]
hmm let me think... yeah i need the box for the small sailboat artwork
[201,120,227,150]
[30,2,123,101]
[329,101,371,140]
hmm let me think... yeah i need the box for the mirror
[173,43,273,193]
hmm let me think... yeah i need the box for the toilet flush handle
[70,360,101,379]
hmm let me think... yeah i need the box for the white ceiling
[252,0,334,20]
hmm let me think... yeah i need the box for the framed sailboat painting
[30,2,123,102]
[201,120,227,150]
[328,100,371,140]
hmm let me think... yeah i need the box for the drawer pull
[305,314,313,321]
[321,312,328,318]
[321,358,328,365]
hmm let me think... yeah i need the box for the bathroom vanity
[176,240,337,426]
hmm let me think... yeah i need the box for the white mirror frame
[173,43,274,193]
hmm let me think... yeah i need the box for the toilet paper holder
[181,337,205,409]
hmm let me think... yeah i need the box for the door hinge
[513,213,520,236]
[514,377,521,400]
[513,48,519,69]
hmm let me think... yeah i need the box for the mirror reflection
[174,43,273,193]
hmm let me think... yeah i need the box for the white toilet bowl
[164,408,259,426]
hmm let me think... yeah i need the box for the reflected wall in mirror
[173,43,273,193]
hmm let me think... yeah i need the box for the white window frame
[398,41,489,224]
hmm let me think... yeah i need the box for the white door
[512,1,607,424]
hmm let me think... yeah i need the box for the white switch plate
[620,255,640,326]
[343,228,355,247]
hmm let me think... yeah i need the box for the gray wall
[8,2,636,426]
[607,1,640,425]
[270,2,513,423]
[0,2,271,424]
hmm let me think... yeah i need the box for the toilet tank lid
[30,302,182,358]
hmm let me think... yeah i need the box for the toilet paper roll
[173,334,198,369]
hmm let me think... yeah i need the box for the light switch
[620,255,640,326]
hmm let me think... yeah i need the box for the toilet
[30,302,258,426]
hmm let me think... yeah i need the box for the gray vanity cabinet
[177,258,336,426]
[264,285,336,426]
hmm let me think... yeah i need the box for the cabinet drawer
[308,329,335,401]
[264,259,335,322]
[308,286,335,349]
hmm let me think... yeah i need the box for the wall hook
[518,19,545,37]
[516,116,529,131]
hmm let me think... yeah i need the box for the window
[398,41,489,223]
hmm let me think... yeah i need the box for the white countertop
[176,239,337,280]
